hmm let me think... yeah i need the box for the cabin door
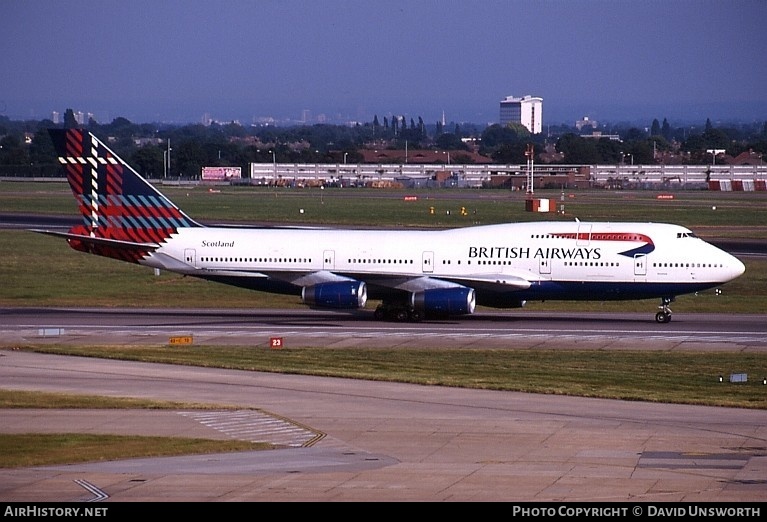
[634,253,647,276]
[422,251,434,273]
[539,258,551,275]
[577,224,592,246]
[184,249,197,268]
[323,250,335,270]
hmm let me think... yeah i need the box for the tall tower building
[499,95,543,134]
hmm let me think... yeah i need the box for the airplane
[34,128,745,323]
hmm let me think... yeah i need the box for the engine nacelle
[302,281,367,309]
[411,287,476,316]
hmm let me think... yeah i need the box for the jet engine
[411,287,476,316]
[302,281,367,309]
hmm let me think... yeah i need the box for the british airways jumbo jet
[35,129,745,323]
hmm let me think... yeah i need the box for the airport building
[500,95,543,134]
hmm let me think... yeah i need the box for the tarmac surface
[2,307,767,352]
[1,345,766,502]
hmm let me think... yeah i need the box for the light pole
[270,150,276,179]
[166,139,171,178]
[525,143,534,196]
[344,152,348,165]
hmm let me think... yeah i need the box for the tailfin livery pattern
[49,129,200,263]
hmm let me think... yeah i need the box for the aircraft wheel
[655,311,671,324]
[395,309,409,322]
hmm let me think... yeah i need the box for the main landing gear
[374,302,422,322]
[655,296,675,324]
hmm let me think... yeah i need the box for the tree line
[1,109,765,179]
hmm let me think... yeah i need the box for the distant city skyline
[38,96,767,129]
[3,1,766,127]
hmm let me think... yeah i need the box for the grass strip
[8,344,766,409]
[0,433,271,469]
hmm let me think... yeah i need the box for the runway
[0,307,766,502]
[1,307,766,351]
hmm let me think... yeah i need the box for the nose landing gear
[656,296,675,323]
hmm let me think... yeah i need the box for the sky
[2,0,767,127]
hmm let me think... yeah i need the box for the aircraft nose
[726,254,746,281]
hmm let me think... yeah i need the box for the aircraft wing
[177,268,348,283]
[448,272,534,291]
[284,270,362,287]
[360,272,535,293]
[183,269,535,295]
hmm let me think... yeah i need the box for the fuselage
[144,220,745,307]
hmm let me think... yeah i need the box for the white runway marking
[178,410,323,448]
[73,479,108,502]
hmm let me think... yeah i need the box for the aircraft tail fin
[47,128,201,262]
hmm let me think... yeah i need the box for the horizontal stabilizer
[196,268,270,278]
[31,229,160,252]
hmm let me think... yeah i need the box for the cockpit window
[676,232,698,238]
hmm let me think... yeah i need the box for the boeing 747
[34,129,745,323]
